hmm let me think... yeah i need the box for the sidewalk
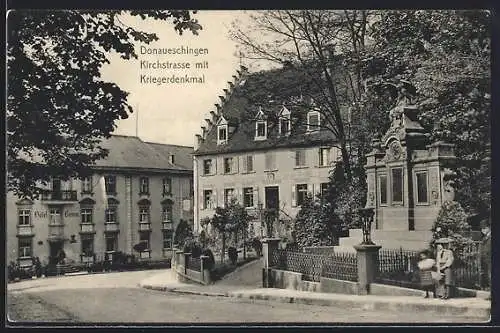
[139,270,491,319]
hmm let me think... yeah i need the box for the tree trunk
[340,141,352,181]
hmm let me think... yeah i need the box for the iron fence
[186,256,202,272]
[375,245,489,291]
[322,251,358,282]
[271,249,358,282]
[375,248,421,289]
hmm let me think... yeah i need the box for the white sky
[101,10,270,147]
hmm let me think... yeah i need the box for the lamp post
[357,207,375,245]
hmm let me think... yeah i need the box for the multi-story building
[7,135,194,268]
[193,66,341,238]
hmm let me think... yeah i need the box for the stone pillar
[183,252,191,275]
[354,244,382,295]
[262,238,280,288]
[200,255,211,285]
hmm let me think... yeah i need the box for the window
[49,207,62,225]
[18,238,32,258]
[218,126,227,144]
[391,168,403,204]
[81,208,93,224]
[224,188,235,206]
[379,175,388,205]
[307,111,320,131]
[139,177,149,194]
[243,155,254,173]
[255,121,267,139]
[243,187,254,208]
[139,232,150,251]
[18,209,31,226]
[203,159,214,175]
[203,189,213,209]
[265,152,276,170]
[81,177,93,193]
[279,118,290,136]
[81,235,94,255]
[163,177,172,196]
[296,184,308,206]
[295,150,306,167]
[105,207,117,223]
[162,204,173,222]
[104,176,116,194]
[139,206,150,223]
[320,183,329,197]
[52,178,62,192]
[319,148,330,167]
[105,234,118,252]
[224,157,235,174]
[416,171,428,203]
[163,230,173,249]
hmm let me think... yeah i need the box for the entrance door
[264,186,279,236]
[49,241,64,265]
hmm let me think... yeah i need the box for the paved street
[7,271,486,324]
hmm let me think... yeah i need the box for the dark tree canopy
[7,10,201,198]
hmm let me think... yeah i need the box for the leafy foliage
[293,195,339,248]
[7,10,201,198]
[430,201,474,257]
[174,219,193,247]
[365,10,491,217]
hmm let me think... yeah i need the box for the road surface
[7,271,485,324]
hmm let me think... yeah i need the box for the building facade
[193,66,340,238]
[7,135,194,268]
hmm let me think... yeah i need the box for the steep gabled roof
[194,65,339,156]
[94,135,193,171]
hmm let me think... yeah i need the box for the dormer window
[216,116,228,145]
[255,121,267,140]
[307,111,321,132]
[278,106,291,136]
[254,107,267,141]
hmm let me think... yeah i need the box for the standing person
[417,250,437,298]
[480,221,491,291]
[435,238,455,300]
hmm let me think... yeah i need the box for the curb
[227,291,490,319]
[139,282,490,319]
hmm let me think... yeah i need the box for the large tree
[231,10,375,181]
[7,10,202,198]
[365,10,491,218]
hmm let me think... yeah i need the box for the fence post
[354,244,382,295]
[200,255,211,285]
[183,252,191,275]
[262,237,280,288]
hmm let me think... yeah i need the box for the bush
[431,200,475,257]
[228,247,238,265]
[251,238,262,256]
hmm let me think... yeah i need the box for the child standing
[417,250,437,298]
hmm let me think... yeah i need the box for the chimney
[232,75,238,82]
[219,95,226,104]
[205,118,213,127]
[228,81,235,90]
[223,88,230,98]
[201,126,206,138]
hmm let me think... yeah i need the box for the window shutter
[214,158,218,175]
[253,186,259,207]
[291,184,296,207]
[242,156,247,173]
[200,191,205,210]
[307,184,313,197]
[295,151,299,166]
[212,190,218,209]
